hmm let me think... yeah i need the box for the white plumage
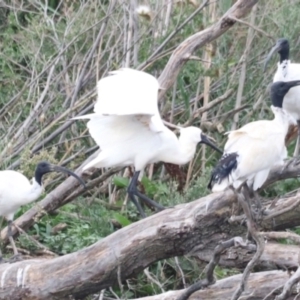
[208,81,300,193]
[0,162,85,260]
[209,106,294,192]
[74,68,222,217]
[0,171,42,221]
[264,38,300,155]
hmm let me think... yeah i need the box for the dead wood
[130,271,295,300]
[193,242,300,270]
[0,184,299,299]
[275,266,300,300]
[157,0,259,100]
[231,189,265,300]
[177,237,252,300]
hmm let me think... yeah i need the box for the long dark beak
[51,165,86,188]
[200,133,223,154]
[263,42,281,72]
[286,80,300,89]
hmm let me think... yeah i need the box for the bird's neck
[279,49,289,64]
[174,136,198,165]
[35,169,44,185]
[273,109,293,133]
[24,178,44,205]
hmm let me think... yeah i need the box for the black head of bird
[270,80,300,108]
[35,161,86,188]
[264,38,290,72]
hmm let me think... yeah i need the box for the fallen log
[131,270,295,300]
[0,188,299,299]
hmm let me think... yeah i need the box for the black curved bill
[285,80,300,89]
[263,43,281,72]
[52,165,86,188]
[200,133,223,154]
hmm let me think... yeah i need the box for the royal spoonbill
[208,80,300,203]
[0,161,85,260]
[74,68,222,218]
[264,38,300,156]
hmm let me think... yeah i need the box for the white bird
[0,161,85,261]
[208,81,300,198]
[74,68,222,218]
[264,38,300,156]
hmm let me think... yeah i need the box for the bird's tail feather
[208,152,238,191]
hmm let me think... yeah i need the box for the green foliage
[113,176,130,188]
[2,0,300,298]
[16,200,116,255]
[113,213,132,227]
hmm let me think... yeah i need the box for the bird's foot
[8,253,23,263]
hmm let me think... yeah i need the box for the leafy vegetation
[1,0,300,298]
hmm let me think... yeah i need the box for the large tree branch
[130,271,295,300]
[0,186,299,299]
[157,0,259,99]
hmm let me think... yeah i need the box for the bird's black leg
[127,172,146,218]
[127,171,165,218]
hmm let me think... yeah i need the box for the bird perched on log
[208,80,300,211]
[0,161,85,261]
[74,68,222,218]
[264,38,300,156]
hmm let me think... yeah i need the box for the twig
[261,231,300,245]
[138,0,209,69]
[98,289,105,300]
[276,267,300,300]
[231,188,265,300]
[174,256,186,289]
[177,236,248,300]
[228,15,275,41]
[231,4,257,130]
[184,89,234,126]
[144,268,165,293]
[263,285,284,300]
[264,195,300,221]
[14,225,57,257]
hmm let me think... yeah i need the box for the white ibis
[208,81,300,199]
[74,68,222,218]
[0,161,85,260]
[264,38,300,156]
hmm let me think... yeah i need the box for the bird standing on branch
[264,38,300,156]
[208,80,300,214]
[0,161,85,261]
[74,68,222,218]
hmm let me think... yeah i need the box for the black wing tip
[208,152,238,190]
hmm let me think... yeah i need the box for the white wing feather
[73,68,171,170]
[214,107,289,192]
[224,120,276,151]
[224,125,286,190]
[94,68,160,116]
[81,114,164,170]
